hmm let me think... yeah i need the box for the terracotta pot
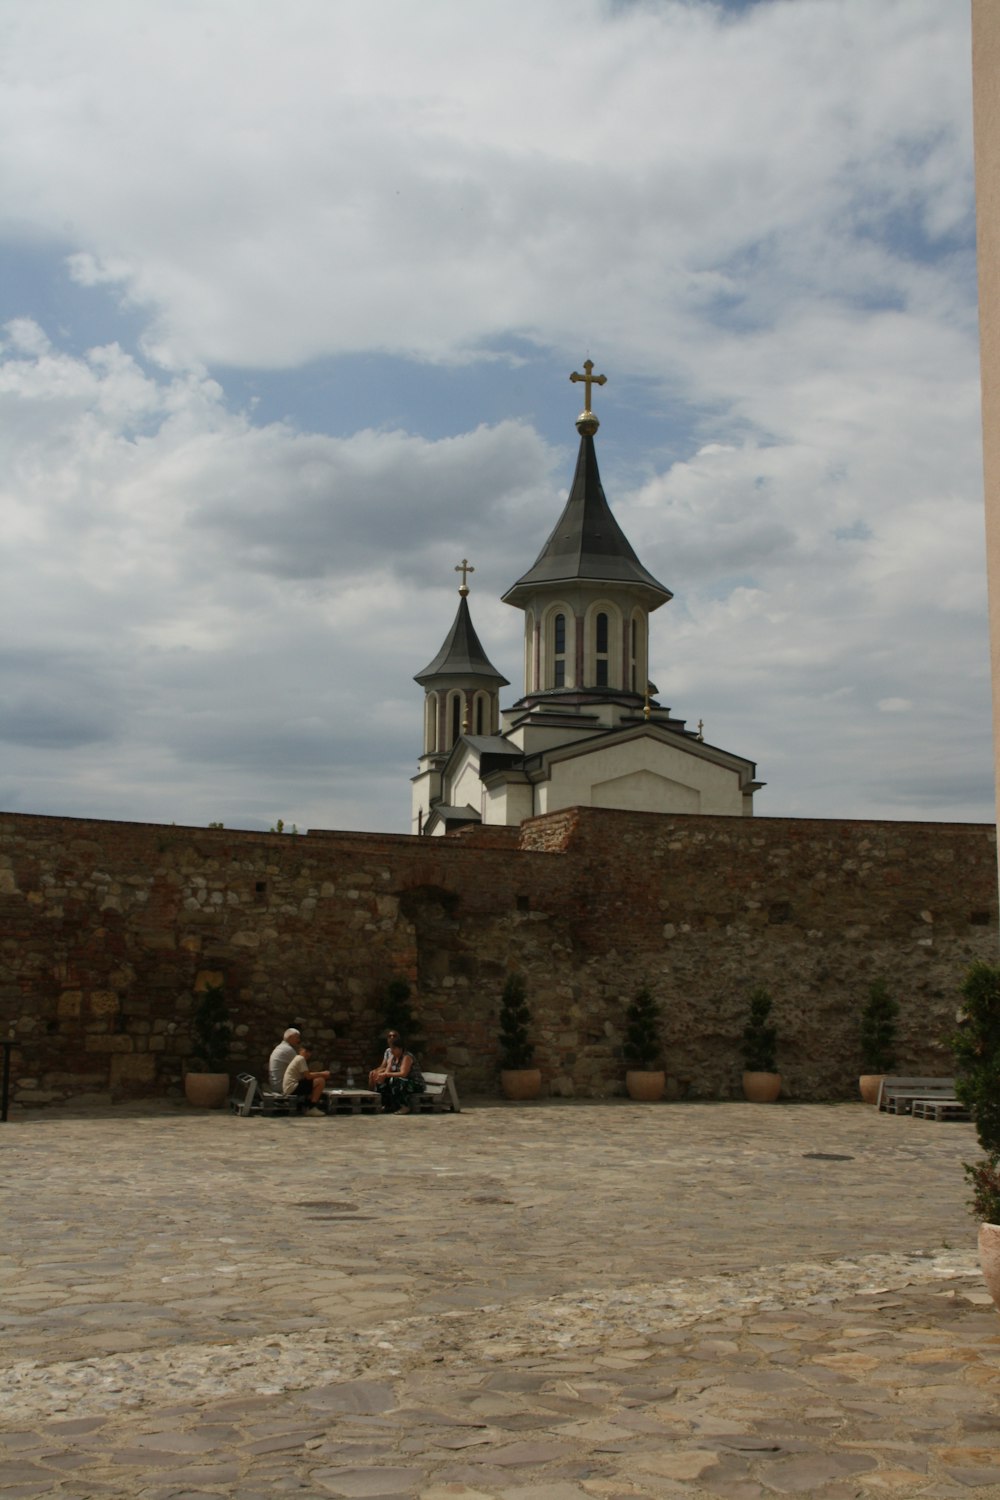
[979,1222,1000,1312]
[626,1069,665,1101]
[184,1072,230,1109]
[859,1074,885,1106]
[500,1068,542,1100]
[742,1070,781,1103]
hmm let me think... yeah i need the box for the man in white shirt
[268,1028,301,1091]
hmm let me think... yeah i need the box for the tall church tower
[410,561,508,835]
[502,360,672,707]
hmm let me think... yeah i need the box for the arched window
[524,611,535,692]
[474,692,489,736]
[595,611,609,687]
[543,605,573,689]
[450,692,462,746]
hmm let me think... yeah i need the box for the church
[411,363,763,835]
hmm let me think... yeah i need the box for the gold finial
[570,358,607,435]
[697,719,704,742]
[643,685,651,721]
[455,558,474,596]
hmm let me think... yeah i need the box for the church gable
[591,768,702,814]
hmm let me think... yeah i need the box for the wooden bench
[910,1096,970,1122]
[877,1077,956,1115]
[412,1071,461,1114]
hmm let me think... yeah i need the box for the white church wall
[540,736,745,818]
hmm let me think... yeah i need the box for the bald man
[268,1027,301,1091]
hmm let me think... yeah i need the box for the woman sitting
[376,1039,426,1114]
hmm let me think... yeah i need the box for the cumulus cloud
[0,1,990,831]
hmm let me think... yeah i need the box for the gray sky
[0,0,990,833]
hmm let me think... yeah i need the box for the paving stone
[312,1466,426,1496]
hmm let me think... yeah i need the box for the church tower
[502,360,672,707]
[410,561,508,835]
[410,363,762,834]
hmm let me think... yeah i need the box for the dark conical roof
[502,434,672,608]
[414,594,509,686]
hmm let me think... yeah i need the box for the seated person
[282,1045,331,1114]
[368,1029,401,1088]
[268,1027,301,1091]
[375,1039,426,1115]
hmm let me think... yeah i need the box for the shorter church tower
[411,561,508,834]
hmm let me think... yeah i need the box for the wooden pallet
[910,1097,970,1122]
[323,1088,383,1115]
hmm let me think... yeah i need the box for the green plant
[965,1156,1000,1224]
[624,986,662,1068]
[498,973,534,1070]
[742,985,777,1073]
[953,961,1000,1221]
[269,818,299,834]
[380,977,423,1055]
[860,977,899,1073]
[189,983,231,1073]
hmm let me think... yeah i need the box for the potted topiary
[624,986,665,1101]
[952,960,1000,1310]
[184,980,232,1108]
[859,976,899,1104]
[742,984,780,1102]
[498,973,541,1100]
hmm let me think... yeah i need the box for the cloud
[0,1,973,377]
[0,2,989,833]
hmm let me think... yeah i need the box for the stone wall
[0,806,996,1107]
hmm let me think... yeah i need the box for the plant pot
[743,1070,781,1103]
[501,1068,542,1101]
[626,1069,665,1101]
[184,1072,230,1109]
[859,1074,885,1106]
[979,1222,1000,1312]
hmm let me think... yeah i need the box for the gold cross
[570,358,607,411]
[455,558,474,595]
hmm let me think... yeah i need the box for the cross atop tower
[455,558,475,596]
[570,359,607,435]
[570,358,607,414]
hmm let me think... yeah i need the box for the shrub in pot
[184,982,232,1108]
[624,986,665,1101]
[499,973,540,1100]
[953,961,1000,1309]
[859,976,899,1104]
[742,984,780,1102]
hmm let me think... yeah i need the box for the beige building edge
[973,1,1000,863]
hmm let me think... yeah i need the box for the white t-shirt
[269,1041,297,1091]
[282,1054,309,1095]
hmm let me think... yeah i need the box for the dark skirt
[377,1075,426,1113]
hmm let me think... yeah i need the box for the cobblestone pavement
[1,1099,999,1499]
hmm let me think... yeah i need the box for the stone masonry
[0,806,996,1108]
